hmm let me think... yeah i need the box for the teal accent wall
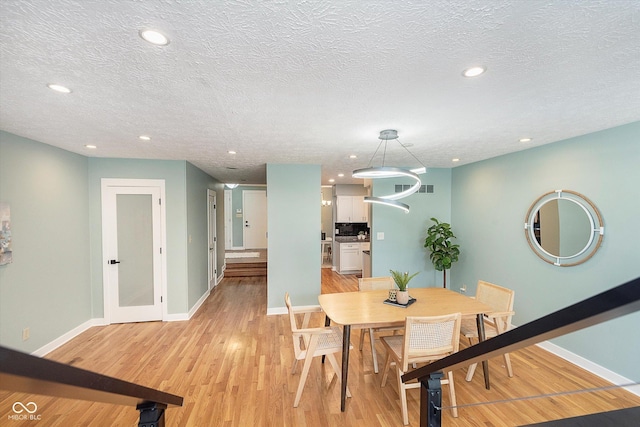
[451,121,640,381]
[0,132,91,353]
[185,162,224,309]
[370,168,452,287]
[267,164,321,308]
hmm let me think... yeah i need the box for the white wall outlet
[460,284,467,294]
[377,232,384,240]
[22,327,30,341]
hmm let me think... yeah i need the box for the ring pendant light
[352,130,426,212]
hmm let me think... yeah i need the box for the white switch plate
[377,232,384,240]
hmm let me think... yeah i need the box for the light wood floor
[2,271,639,426]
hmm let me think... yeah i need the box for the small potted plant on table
[390,270,419,305]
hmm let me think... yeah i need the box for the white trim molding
[267,304,321,316]
[537,341,640,397]
[32,318,107,357]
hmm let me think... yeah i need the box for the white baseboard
[164,312,189,321]
[537,341,640,397]
[166,287,212,322]
[32,318,107,357]
[188,289,210,318]
[267,304,321,316]
[33,288,215,355]
[267,307,288,315]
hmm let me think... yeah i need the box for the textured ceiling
[1,0,639,185]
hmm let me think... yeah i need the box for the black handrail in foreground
[402,276,640,427]
[0,345,183,425]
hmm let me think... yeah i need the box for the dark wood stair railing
[401,276,640,427]
[0,345,183,426]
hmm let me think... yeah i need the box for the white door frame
[101,178,168,324]
[207,189,217,290]
[224,190,233,249]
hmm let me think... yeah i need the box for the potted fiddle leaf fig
[424,217,460,289]
[390,270,419,305]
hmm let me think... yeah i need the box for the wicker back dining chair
[358,276,402,373]
[285,292,351,407]
[460,280,515,381]
[380,313,462,425]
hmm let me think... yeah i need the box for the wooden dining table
[318,287,495,411]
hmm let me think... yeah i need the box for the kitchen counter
[334,236,370,243]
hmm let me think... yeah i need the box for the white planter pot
[396,290,410,305]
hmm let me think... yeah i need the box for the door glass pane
[117,194,154,307]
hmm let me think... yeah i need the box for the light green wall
[370,168,452,287]
[451,121,640,381]
[88,158,189,315]
[0,132,91,353]
[185,162,224,308]
[1,131,224,352]
[267,164,321,308]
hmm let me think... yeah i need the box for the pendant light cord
[365,136,426,170]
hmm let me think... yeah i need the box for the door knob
[109,259,121,264]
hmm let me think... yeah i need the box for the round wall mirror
[524,190,604,266]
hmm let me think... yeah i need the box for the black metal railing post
[420,372,443,427]
[137,402,167,427]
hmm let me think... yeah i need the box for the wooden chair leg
[380,352,392,387]
[293,337,319,407]
[504,352,514,377]
[446,371,458,418]
[397,366,409,425]
[326,353,351,398]
[465,336,477,381]
[359,328,366,351]
[465,362,478,382]
[369,328,379,373]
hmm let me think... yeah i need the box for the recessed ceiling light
[462,66,486,77]
[138,135,151,141]
[228,150,236,155]
[85,144,97,149]
[139,29,170,46]
[519,137,532,143]
[338,173,344,177]
[349,155,357,159]
[47,84,72,93]
[452,158,460,162]
[329,179,335,183]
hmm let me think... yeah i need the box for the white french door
[102,179,166,323]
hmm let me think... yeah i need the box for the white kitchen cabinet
[336,196,369,223]
[337,241,370,273]
[339,242,361,272]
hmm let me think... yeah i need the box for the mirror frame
[524,189,604,267]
